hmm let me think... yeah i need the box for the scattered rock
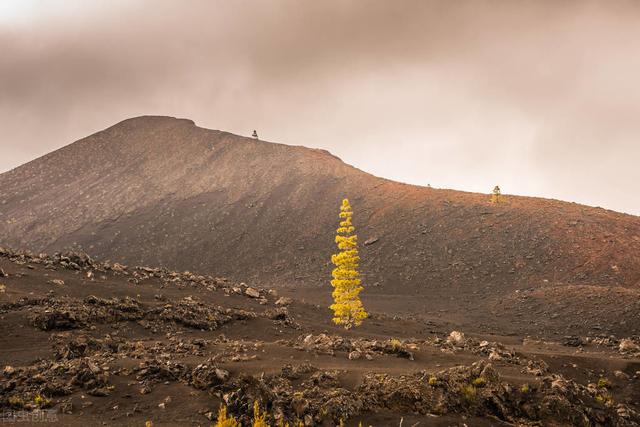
[245,288,261,298]
[87,387,111,397]
[614,370,630,380]
[619,338,640,353]
[364,237,379,245]
[50,279,65,286]
[1,246,639,425]
[275,297,293,306]
[562,336,584,347]
[296,334,413,360]
[190,364,229,390]
[264,307,299,328]
[157,297,254,330]
[135,359,188,389]
[110,263,127,273]
[32,310,84,331]
[447,331,466,345]
[525,359,549,376]
[488,350,502,361]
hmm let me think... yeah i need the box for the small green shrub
[460,385,477,403]
[34,394,52,408]
[389,339,402,350]
[595,391,614,407]
[472,377,487,388]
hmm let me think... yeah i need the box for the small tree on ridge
[490,185,501,204]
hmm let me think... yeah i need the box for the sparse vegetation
[212,402,306,427]
[214,404,240,427]
[253,401,268,427]
[460,384,477,402]
[472,377,487,388]
[595,391,614,407]
[597,377,611,389]
[428,376,438,386]
[34,393,52,408]
[389,338,402,350]
[329,199,368,329]
[490,185,501,204]
[520,383,530,393]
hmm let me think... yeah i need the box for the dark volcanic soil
[1,116,640,338]
[1,248,639,426]
[1,116,640,425]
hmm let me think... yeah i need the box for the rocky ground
[1,247,639,426]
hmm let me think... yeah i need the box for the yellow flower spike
[214,404,240,427]
[329,199,368,329]
[252,401,269,427]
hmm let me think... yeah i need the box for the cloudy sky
[1,0,639,214]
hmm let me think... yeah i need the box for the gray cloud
[1,0,639,214]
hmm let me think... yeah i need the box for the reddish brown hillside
[1,116,639,336]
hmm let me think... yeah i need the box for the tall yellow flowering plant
[330,199,368,329]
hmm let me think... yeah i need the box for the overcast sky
[1,0,639,215]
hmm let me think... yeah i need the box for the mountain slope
[1,116,640,335]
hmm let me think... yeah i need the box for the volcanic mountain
[2,116,639,336]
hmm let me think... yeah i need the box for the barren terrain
[1,116,640,338]
[1,116,640,425]
[1,249,639,426]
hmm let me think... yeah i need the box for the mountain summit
[1,116,639,335]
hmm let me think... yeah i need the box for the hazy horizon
[2,0,640,215]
